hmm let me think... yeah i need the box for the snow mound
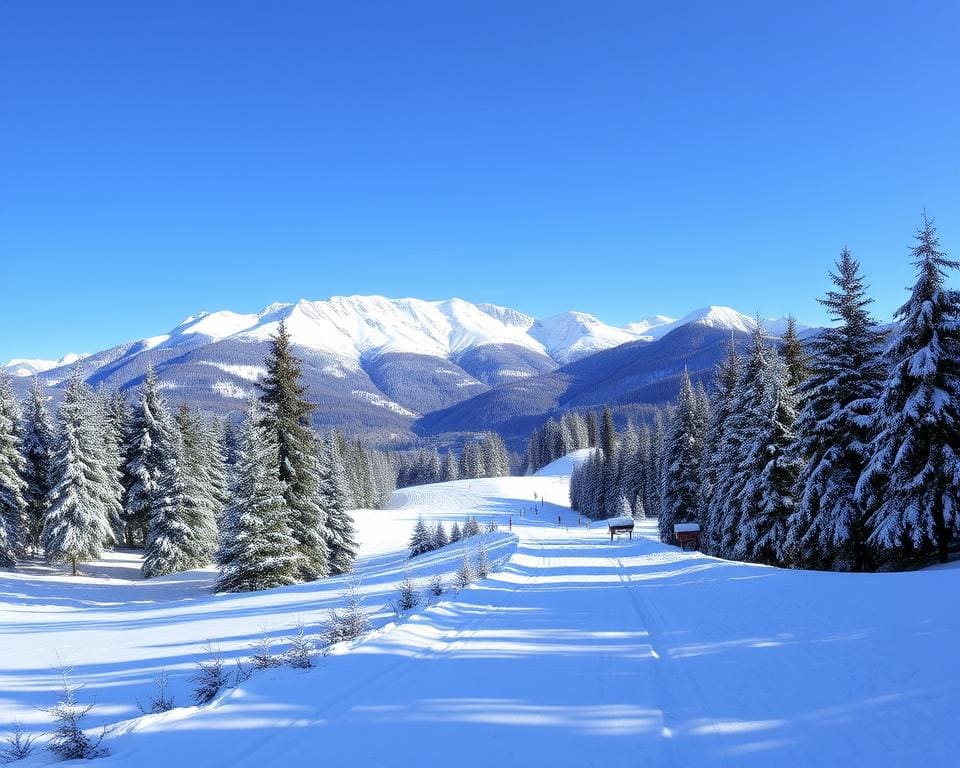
[533,448,594,476]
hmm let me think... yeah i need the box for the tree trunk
[71,557,77,576]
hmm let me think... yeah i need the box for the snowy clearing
[1,463,958,767]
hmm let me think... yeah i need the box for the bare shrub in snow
[393,573,420,614]
[249,628,282,670]
[476,541,491,579]
[455,547,475,589]
[429,571,444,596]
[283,622,315,669]
[42,665,108,760]
[191,644,227,705]
[0,721,36,763]
[325,580,370,644]
[137,669,175,714]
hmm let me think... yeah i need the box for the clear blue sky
[2,1,958,361]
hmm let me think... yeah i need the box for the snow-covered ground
[2,462,957,767]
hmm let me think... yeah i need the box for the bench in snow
[674,522,701,552]
[607,516,635,541]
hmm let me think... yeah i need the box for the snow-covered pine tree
[786,249,886,570]
[141,401,193,579]
[480,433,510,477]
[441,449,460,482]
[780,316,809,390]
[258,320,329,580]
[173,405,220,568]
[123,367,168,547]
[460,440,484,480]
[659,370,706,543]
[702,336,740,551]
[449,520,462,543]
[646,412,666,520]
[42,370,115,575]
[723,325,801,565]
[90,389,125,545]
[586,410,598,447]
[408,514,432,558]
[199,416,229,528]
[858,215,960,565]
[320,434,358,575]
[216,407,301,592]
[432,521,448,550]
[20,377,53,554]
[0,373,28,566]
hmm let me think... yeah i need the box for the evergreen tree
[408,515,432,558]
[42,371,115,575]
[432,521,449,550]
[787,249,886,570]
[0,373,27,566]
[722,327,801,564]
[216,409,301,592]
[142,401,193,579]
[91,389,125,545]
[123,367,169,547]
[320,435,358,575]
[646,411,666,519]
[858,215,960,565]
[702,337,740,549]
[173,405,220,567]
[441,449,460,482]
[449,520,462,543]
[20,377,54,553]
[660,370,707,542]
[780,315,810,390]
[258,321,329,580]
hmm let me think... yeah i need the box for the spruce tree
[216,410,301,592]
[91,389,125,545]
[42,371,115,575]
[0,373,27,566]
[787,249,885,570]
[432,521,449,550]
[142,402,193,579]
[858,215,960,565]
[722,327,801,565]
[660,370,706,542]
[21,377,53,554]
[123,367,169,547]
[258,321,329,580]
[408,515,432,557]
[441,450,460,482]
[780,316,809,390]
[320,435,358,575]
[702,336,740,549]
[173,405,220,568]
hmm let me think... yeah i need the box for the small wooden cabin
[673,522,701,551]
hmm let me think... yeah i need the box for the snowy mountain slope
[640,306,812,340]
[4,297,813,442]
[2,465,957,767]
[529,311,646,363]
[1,352,85,377]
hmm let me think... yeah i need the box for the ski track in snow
[1,468,958,767]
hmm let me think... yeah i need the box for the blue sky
[2,1,958,361]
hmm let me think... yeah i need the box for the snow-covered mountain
[2,352,86,377]
[4,296,811,443]
[640,306,810,340]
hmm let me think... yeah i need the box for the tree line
[569,214,960,571]
[0,322,396,589]
[394,432,511,488]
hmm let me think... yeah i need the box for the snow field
[2,461,958,767]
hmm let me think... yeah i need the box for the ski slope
[1,462,958,767]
